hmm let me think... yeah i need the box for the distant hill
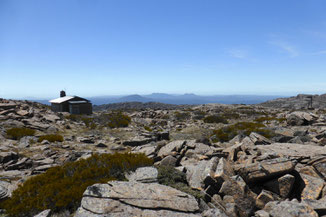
[259,94,326,109]
[89,94,283,106]
[93,102,192,111]
[27,93,284,106]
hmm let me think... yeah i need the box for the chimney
[60,90,66,97]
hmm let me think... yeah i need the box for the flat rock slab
[301,174,324,200]
[257,143,326,159]
[75,181,200,216]
[264,200,318,217]
[125,166,158,183]
[157,140,186,158]
[236,158,295,183]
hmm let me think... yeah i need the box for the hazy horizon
[2,0,326,98]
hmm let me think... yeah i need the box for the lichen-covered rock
[263,174,295,198]
[185,157,218,190]
[125,166,158,183]
[74,181,200,217]
[300,174,324,200]
[264,200,318,217]
[236,158,295,183]
[157,140,186,158]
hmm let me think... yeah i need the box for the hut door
[69,105,80,114]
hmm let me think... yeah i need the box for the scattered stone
[256,190,275,209]
[160,155,177,166]
[249,132,272,145]
[33,209,51,217]
[126,166,158,183]
[157,140,186,158]
[202,208,228,217]
[300,174,324,200]
[263,174,295,198]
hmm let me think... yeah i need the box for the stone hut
[49,91,92,115]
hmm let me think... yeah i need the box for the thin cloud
[310,50,326,55]
[228,49,248,59]
[269,41,299,58]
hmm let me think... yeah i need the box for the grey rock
[77,137,95,144]
[95,142,107,148]
[5,157,33,170]
[219,176,256,217]
[257,143,326,159]
[0,151,19,164]
[186,157,218,190]
[157,140,186,158]
[256,190,275,209]
[74,181,200,217]
[202,208,228,217]
[300,174,324,200]
[254,210,270,217]
[131,143,157,157]
[264,200,318,217]
[33,209,51,217]
[0,182,9,200]
[249,132,272,145]
[160,155,177,166]
[236,158,295,183]
[302,199,326,215]
[126,166,158,183]
[287,111,317,126]
[263,174,295,198]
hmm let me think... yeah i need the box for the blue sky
[1,0,326,99]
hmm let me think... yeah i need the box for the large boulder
[264,200,318,217]
[236,158,295,183]
[286,111,317,126]
[157,140,186,158]
[74,181,200,217]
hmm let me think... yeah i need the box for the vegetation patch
[254,116,286,123]
[104,112,131,128]
[6,127,35,140]
[174,111,191,121]
[0,153,153,217]
[156,165,203,200]
[38,134,64,143]
[144,126,153,132]
[203,115,228,124]
[211,121,274,143]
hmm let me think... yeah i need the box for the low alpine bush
[38,134,64,143]
[6,127,35,140]
[211,121,274,143]
[0,152,153,217]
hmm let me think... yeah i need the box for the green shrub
[1,153,153,217]
[66,115,96,129]
[38,134,64,143]
[174,111,191,121]
[105,112,131,128]
[6,127,35,140]
[192,110,207,120]
[144,126,152,132]
[203,115,228,124]
[156,165,203,199]
[221,110,240,119]
[254,116,286,123]
[211,121,274,143]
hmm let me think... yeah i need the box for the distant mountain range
[90,93,285,105]
[28,93,285,106]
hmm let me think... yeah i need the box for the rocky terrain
[260,94,326,109]
[2,97,326,216]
